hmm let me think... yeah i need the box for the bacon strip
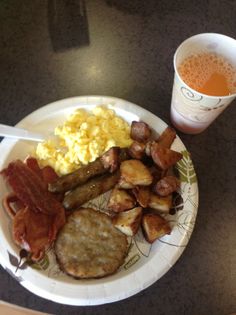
[13,206,61,261]
[1,158,66,261]
[3,194,23,219]
[1,160,63,215]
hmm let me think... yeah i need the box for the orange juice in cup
[170,33,236,134]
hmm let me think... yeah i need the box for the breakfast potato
[132,186,151,208]
[150,143,183,170]
[149,165,166,182]
[157,127,176,148]
[101,146,120,173]
[120,160,153,186]
[108,187,136,212]
[117,178,135,189]
[153,175,180,197]
[128,141,146,160]
[148,193,172,213]
[145,140,155,157]
[113,207,143,236]
[142,213,171,243]
[130,121,151,143]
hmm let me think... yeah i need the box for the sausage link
[48,149,129,193]
[63,171,120,210]
[48,159,106,193]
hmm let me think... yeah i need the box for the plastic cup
[170,33,236,134]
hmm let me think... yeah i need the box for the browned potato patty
[55,208,128,279]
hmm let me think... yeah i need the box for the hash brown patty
[55,208,128,279]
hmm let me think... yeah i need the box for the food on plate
[145,127,176,157]
[55,208,128,279]
[35,106,132,175]
[145,140,155,156]
[48,147,129,193]
[1,159,64,216]
[100,146,121,172]
[105,122,181,243]
[119,159,153,186]
[149,165,166,183]
[148,193,172,213]
[157,126,176,148]
[12,206,63,261]
[0,105,185,278]
[112,207,142,237]
[130,121,151,143]
[142,213,171,243]
[150,142,183,170]
[59,119,182,251]
[108,187,136,212]
[63,171,121,210]
[117,177,135,189]
[1,158,65,261]
[153,175,180,197]
[128,141,146,160]
[48,157,106,193]
[132,186,150,208]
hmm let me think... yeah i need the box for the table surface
[0,1,236,314]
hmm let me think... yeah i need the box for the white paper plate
[0,96,198,305]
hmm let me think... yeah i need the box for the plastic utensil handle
[0,124,45,141]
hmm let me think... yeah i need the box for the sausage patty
[54,208,128,279]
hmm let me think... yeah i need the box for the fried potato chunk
[117,178,135,189]
[128,141,146,160]
[113,207,142,236]
[120,160,153,186]
[148,193,172,213]
[132,186,151,208]
[142,213,171,243]
[101,146,120,173]
[130,121,151,143]
[150,143,183,170]
[108,187,136,212]
[157,127,176,148]
[153,176,180,196]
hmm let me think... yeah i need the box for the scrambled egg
[35,106,132,175]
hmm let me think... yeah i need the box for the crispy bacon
[25,156,43,180]
[3,194,23,219]
[13,206,64,261]
[1,158,66,261]
[41,165,59,184]
[1,160,62,215]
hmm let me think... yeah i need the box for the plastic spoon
[0,124,45,142]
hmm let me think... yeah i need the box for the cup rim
[173,32,236,100]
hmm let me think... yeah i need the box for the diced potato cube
[117,178,135,189]
[148,193,172,214]
[108,187,136,212]
[151,143,183,170]
[113,207,143,236]
[142,213,171,243]
[120,160,153,186]
[157,127,176,149]
[132,186,151,208]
